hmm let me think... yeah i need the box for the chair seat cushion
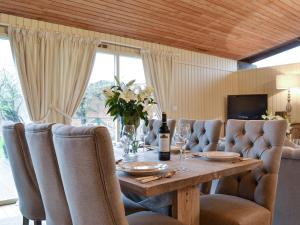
[200,194,271,225]
[122,194,146,215]
[127,211,183,225]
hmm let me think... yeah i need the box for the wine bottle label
[159,133,170,152]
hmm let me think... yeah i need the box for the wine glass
[174,123,191,170]
[138,122,149,152]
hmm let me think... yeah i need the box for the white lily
[103,88,115,98]
[119,89,137,103]
[142,103,153,115]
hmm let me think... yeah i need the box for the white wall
[0,13,238,126]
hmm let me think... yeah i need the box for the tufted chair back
[179,119,222,152]
[25,123,72,225]
[216,119,287,213]
[144,119,176,146]
[52,124,128,225]
[2,122,45,221]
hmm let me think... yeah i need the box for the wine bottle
[159,112,171,161]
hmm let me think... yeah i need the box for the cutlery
[136,170,176,183]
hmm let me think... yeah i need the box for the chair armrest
[282,147,300,160]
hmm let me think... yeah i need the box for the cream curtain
[141,51,174,117]
[8,27,98,124]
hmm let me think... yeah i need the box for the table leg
[172,185,200,225]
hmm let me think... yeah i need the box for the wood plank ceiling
[1,0,300,60]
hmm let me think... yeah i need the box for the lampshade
[276,74,300,89]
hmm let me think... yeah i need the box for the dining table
[115,149,263,225]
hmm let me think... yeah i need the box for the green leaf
[126,79,136,87]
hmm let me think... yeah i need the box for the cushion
[200,194,271,225]
[127,211,183,225]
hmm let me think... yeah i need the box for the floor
[0,204,45,225]
[0,158,17,204]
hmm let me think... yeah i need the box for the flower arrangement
[262,111,291,134]
[103,77,156,128]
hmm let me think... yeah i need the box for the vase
[120,124,139,156]
[120,115,140,130]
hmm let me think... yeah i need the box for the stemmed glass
[174,123,191,170]
[137,121,149,152]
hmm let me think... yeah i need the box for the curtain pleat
[141,51,174,118]
[8,27,98,124]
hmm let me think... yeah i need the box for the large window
[0,38,29,204]
[72,52,145,140]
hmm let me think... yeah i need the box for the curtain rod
[100,41,143,51]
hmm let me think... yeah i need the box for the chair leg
[22,217,29,225]
[34,221,42,225]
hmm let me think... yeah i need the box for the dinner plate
[117,162,168,176]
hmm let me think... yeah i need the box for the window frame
[83,48,145,141]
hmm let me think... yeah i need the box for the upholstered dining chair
[2,122,45,225]
[178,119,222,152]
[52,124,184,225]
[200,119,287,225]
[144,119,176,146]
[179,119,222,194]
[24,123,72,225]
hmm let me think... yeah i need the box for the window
[253,46,300,68]
[0,38,29,204]
[72,52,145,141]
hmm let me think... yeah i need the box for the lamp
[276,74,300,121]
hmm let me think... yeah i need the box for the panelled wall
[0,13,238,124]
[234,63,300,123]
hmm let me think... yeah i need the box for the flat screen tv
[227,94,268,120]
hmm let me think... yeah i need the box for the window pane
[0,38,29,204]
[0,39,29,124]
[253,46,300,68]
[72,52,116,140]
[120,56,145,85]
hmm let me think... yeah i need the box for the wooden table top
[116,150,263,196]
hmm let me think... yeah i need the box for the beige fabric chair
[2,122,45,225]
[52,124,183,225]
[145,119,176,146]
[179,119,222,152]
[25,123,72,225]
[200,119,287,225]
[179,119,222,194]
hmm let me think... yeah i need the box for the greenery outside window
[72,51,146,141]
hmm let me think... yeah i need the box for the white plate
[120,162,167,171]
[117,162,168,176]
[195,151,240,161]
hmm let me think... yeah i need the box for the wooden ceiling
[1,0,300,60]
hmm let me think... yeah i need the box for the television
[227,94,268,120]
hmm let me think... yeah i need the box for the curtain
[8,27,98,124]
[141,51,174,118]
